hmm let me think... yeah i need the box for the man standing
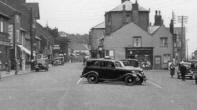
[170,63,175,78]
[180,63,187,81]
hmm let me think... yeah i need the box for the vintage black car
[81,59,146,85]
[177,62,194,79]
[33,63,49,72]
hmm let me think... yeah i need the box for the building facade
[89,22,105,58]
[89,0,179,69]
[0,10,10,70]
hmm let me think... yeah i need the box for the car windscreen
[122,60,139,67]
[86,60,99,67]
[122,61,129,66]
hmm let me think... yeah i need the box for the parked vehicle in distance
[33,54,49,72]
[81,59,146,85]
[190,60,197,83]
[177,61,194,79]
[33,63,48,72]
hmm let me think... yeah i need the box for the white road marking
[76,78,83,85]
[147,80,162,89]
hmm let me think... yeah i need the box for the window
[163,54,171,64]
[105,50,114,58]
[133,36,142,47]
[160,37,168,48]
[0,20,3,32]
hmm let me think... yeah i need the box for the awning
[17,45,31,55]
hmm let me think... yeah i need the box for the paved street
[0,63,197,110]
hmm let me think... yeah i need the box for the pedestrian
[180,63,187,81]
[191,63,197,84]
[170,63,175,78]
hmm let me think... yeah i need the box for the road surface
[0,63,197,110]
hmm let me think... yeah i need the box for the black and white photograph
[0,0,197,110]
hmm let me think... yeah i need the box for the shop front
[125,47,153,69]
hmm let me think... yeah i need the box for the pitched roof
[0,1,19,17]
[148,26,160,34]
[36,23,53,42]
[93,22,105,29]
[110,1,148,12]
[26,3,40,19]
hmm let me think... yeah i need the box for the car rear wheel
[136,76,144,85]
[87,74,98,84]
[124,75,136,86]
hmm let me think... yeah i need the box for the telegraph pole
[30,8,35,71]
[171,11,175,59]
[13,15,17,75]
[178,15,188,61]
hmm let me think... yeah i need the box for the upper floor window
[0,20,3,32]
[133,36,142,47]
[160,37,168,48]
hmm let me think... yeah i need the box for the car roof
[87,58,116,62]
[121,59,138,61]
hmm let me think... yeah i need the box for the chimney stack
[154,10,163,26]
[132,0,139,11]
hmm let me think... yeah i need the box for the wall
[89,28,105,50]
[104,22,152,60]
[152,26,173,69]
[105,11,149,35]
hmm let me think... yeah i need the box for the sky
[27,0,197,56]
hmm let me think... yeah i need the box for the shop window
[0,20,3,32]
[163,54,171,64]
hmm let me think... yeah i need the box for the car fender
[123,73,137,78]
[81,71,99,78]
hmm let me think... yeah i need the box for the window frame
[160,37,168,48]
[133,36,142,47]
[163,54,171,64]
[0,20,4,33]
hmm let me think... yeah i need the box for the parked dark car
[190,60,197,83]
[33,63,48,72]
[81,59,146,85]
[177,62,194,79]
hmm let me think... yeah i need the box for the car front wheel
[124,75,136,86]
[87,74,98,84]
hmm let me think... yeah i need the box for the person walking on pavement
[170,63,175,78]
[180,63,187,81]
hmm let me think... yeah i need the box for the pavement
[0,63,197,110]
[0,69,31,79]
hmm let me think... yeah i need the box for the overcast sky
[27,0,197,55]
